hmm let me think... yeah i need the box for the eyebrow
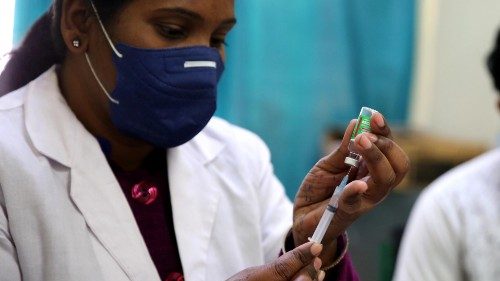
[158,7,237,25]
[160,7,203,21]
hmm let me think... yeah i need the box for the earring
[72,39,80,48]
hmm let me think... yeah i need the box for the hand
[293,112,410,265]
[226,242,326,281]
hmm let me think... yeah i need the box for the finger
[316,119,357,173]
[290,258,322,281]
[338,180,368,213]
[354,160,369,180]
[323,181,368,239]
[353,134,397,201]
[371,135,410,184]
[370,112,392,138]
[268,242,323,280]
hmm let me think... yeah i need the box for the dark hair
[0,0,128,96]
[487,29,500,93]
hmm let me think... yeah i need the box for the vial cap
[344,157,359,167]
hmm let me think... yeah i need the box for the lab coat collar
[24,67,226,168]
[24,67,74,167]
[189,127,226,165]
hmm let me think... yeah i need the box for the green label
[350,114,372,140]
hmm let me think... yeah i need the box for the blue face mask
[85,2,224,148]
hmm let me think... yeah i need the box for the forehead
[125,0,235,19]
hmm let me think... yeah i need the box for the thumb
[338,180,368,214]
[324,180,368,239]
[225,242,323,281]
[264,242,322,280]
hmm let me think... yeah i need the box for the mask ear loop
[85,53,120,104]
[89,0,123,58]
[85,0,121,104]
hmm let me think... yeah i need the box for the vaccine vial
[344,107,377,167]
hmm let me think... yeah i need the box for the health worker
[0,1,410,280]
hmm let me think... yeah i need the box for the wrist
[321,232,349,271]
[283,229,348,270]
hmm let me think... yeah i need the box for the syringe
[309,172,350,243]
[309,107,377,244]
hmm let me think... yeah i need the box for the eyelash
[211,38,229,48]
[158,25,187,40]
[157,24,229,49]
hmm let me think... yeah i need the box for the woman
[0,0,409,280]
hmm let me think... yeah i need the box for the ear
[60,0,93,54]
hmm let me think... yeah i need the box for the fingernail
[375,114,385,128]
[314,257,322,271]
[318,270,326,281]
[359,134,372,149]
[310,243,323,256]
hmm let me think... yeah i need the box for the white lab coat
[393,149,500,281]
[0,68,293,281]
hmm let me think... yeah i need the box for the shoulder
[0,85,35,182]
[0,86,29,145]
[0,67,52,127]
[203,116,271,159]
[197,117,273,184]
[396,151,500,281]
[0,67,58,166]
[420,149,500,203]
[0,84,28,130]
[406,149,500,238]
[0,87,26,111]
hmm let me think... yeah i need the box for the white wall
[0,0,16,73]
[410,0,500,147]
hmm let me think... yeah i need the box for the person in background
[393,30,500,281]
[0,1,409,280]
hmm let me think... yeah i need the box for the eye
[157,24,188,40]
[210,37,228,49]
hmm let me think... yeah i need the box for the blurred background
[1,0,499,280]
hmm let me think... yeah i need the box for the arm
[393,188,462,281]
[0,186,22,281]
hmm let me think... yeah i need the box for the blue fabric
[13,0,52,45]
[110,43,224,148]
[217,0,416,198]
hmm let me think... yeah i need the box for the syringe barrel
[309,207,335,244]
[328,192,342,206]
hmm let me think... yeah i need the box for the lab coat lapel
[168,131,225,281]
[24,68,159,281]
[69,133,160,281]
